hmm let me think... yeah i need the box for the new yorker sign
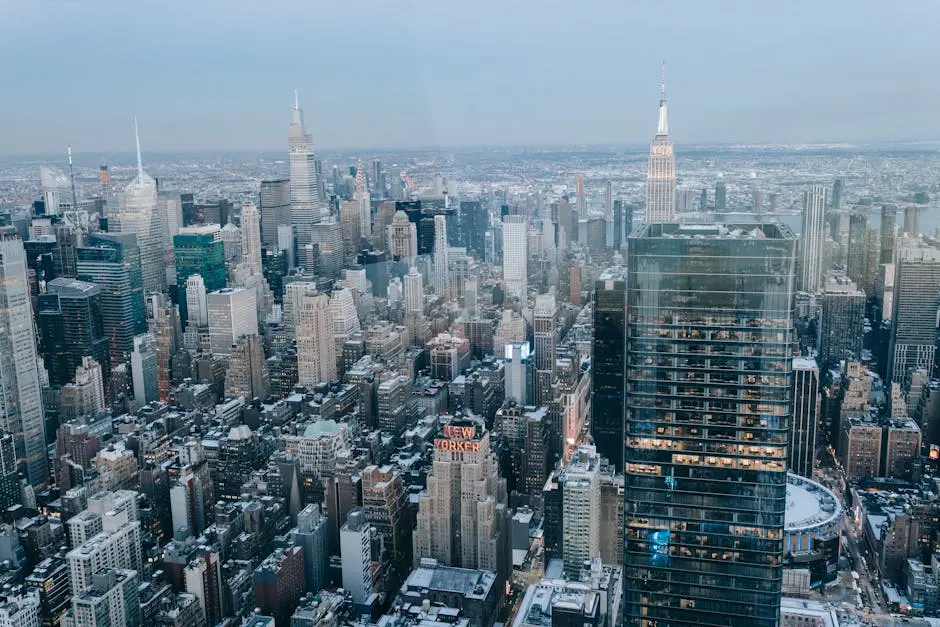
[434,425,480,452]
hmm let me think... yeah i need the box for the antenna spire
[68,145,78,211]
[294,89,299,110]
[656,62,669,136]
[134,116,144,181]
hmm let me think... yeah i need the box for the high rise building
[37,278,110,389]
[0,432,20,511]
[339,200,362,263]
[460,201,488,260]
[403,267,423,316]
[831,178,844,211]
[110,122,165,295]
[173,224,225,327]
[502,214,527,300]
[185,274,208,329]
[646,69,676,222]
[533,294,557,407]
[880,204,898,265]
[504,342,531,405]
[354,159,372,240]
[297,292,336,387]
[131,333,158,407]
[340,510,374,605]
[433,214,449,295]
[387,210,418,264]
[63,569,139,627]
[77,232,147,365]
[819,274,865,370]
[846,209,869,288]
[590,268,626,471]
[624,222,796,626]
[0,231,48,487]
[224,334,269,400]
[292,504,330,595]
[562,445,601,575]
[791,357,820,479]
[309,219,343,279]
[259,179,291,249]
[206,288,257,358]
[904,205,922,237]
[715,181,727,212]
[413,418,509,581]
[253,547,306,626]
[240,202,263,277]
[800,184,827,292]
[889,244,940,383]
[289,92,322,248]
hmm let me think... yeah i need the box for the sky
[1,0,938,154]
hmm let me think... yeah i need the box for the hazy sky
[1,0,938,154]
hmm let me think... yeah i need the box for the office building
[62,569,139,627]
[590,268,626,471]
[880,204,898,265]
[354,160,372,240]
[207,288,257,358]
[714,181,727,212]
[110,125,165,295]
[433,214,449,295]
[562,445,601,575]
[413,418,509,580]
[297,292,336,387]
[840,417,882,481]
[818,274,865,369]
[259,178,291,249]
[224,334,269,400]
[292,504,330,595]
[904,205,921,236]
[505,342,531,405]
[387,210,418,263]
[791,358,820,479]
[0,231,48,487]
[800,185,827,292]
[502,214,527,300]
[533,294,557,407]
[884,418,921,479]
[646,70,675,222]
[37,278,109,388]
[340,509,374,605]
[130,333,158,407]
[289,92,322,247]
[889,244,940,383]
[253,546,306,626]
[624,222,796,626]
[76,233,147,365]
[845,210,870,292]
[185,274,209,329]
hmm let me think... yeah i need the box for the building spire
[134,116,144,181]
[657,62,668,136]
[294,88,299,110]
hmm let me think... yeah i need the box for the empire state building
[646,67,676,222]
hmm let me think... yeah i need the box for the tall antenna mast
[67,145,78,211]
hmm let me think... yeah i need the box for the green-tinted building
[76,233,147,365]
[174,225,225,326]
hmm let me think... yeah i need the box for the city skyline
[3,2,940,154]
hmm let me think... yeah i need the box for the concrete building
[292,504,330,595]
[502,214,527,300]
[224,334,269,400]
[800,185,827,292]
[297,292,337,387]
[340,509,374,605]
[253,546,306,626]
[562,445,601,575]
[791,357,820,479]
[819,274,865,369]
[207,288,257,358]
[61,569,139,627]
[398,558,499,627]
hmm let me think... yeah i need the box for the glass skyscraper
[591,267,627,470]
[173,227,226,327]
[623,222,796,626]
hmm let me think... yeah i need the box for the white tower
[206,288,257,357]
[404,267,424,315]
[296,292,336,387]
[289,91,322,247]
[433,214,449,296]
[646,64,676,222]
[240,202,263,277]
[186,274,208,328]
[501,214,527,300]
[801,184,827,292]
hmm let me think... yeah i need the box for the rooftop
[785,473,843,533]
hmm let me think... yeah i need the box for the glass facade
[591,269,627,470]
[174,232,225,327]
[623,223,796,627]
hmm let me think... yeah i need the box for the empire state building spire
[646,62,676,222]
[657,62,668,136]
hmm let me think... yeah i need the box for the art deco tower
[354,160,372,240]
[289,91,322,247]
[646,65,676,222]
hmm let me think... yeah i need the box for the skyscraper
[354,159,372,240]
[888,244,940,383]
[502,214,527,300]
[646,68,676,222]
[110,121,165,295]
[624,222,796,626]
[206,288,257,358]
[562,445,601,575]
[791,357,820,479]
[259,179,291,249]
[846,209,869,288]
[185,274,208,329]
[533,294,557,407]
[297,292,336,387]
[433,214,449,295]
[131,332,158,407]
[880,204,898,265]
[800,184,827,292]
[413,418,508,580]
[715,181,727,212]
[590,268,626,471]
[173,225,225,327]
[387,210,418,264]
[0,231,48,487]
[818,274,865,370]
[76,233,147,365]
[224,333,269,401]
[289,92,322,248]
[240,202,263,277]
[38,278,110,389]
